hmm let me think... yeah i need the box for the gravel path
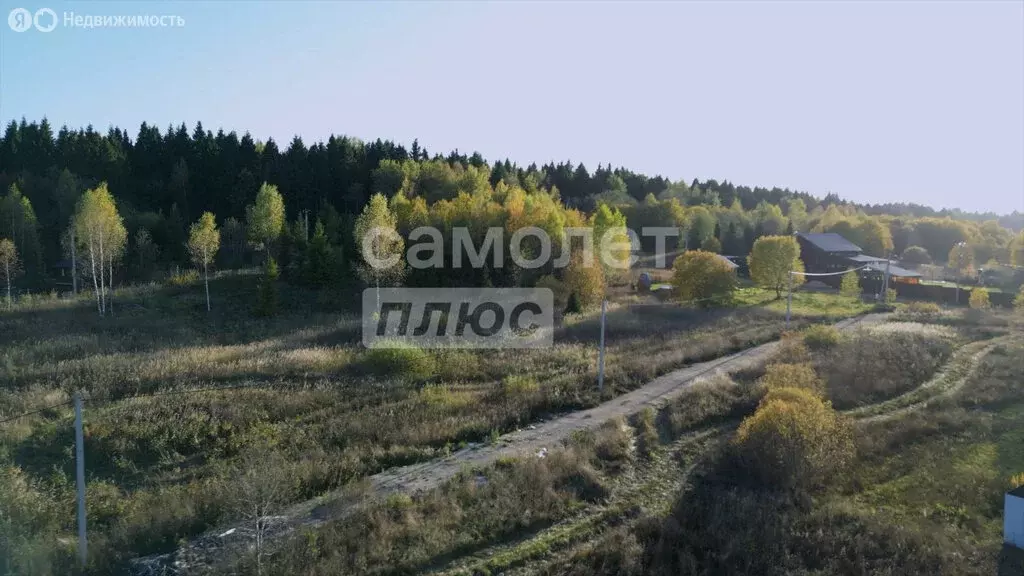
[131,313,887,575]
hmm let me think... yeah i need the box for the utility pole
[785,270,794,330]
[597,299,607,392]
[883,256,892,302]
[74,391,87,568]
[70,229,78,296]
[954,241,966,305]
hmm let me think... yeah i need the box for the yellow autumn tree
[73,182,125,316]
[749,235,806,298]
[671,250,736,306]
[188,212,221,312]
[733,386,854,492]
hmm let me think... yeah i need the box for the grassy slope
[0,277,875,573]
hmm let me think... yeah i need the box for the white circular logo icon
[8,8,32,32]
[33,7,57,32]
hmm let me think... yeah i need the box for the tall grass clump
[757,362,824,395]
[361,341,436,381]
[801,324,841,351]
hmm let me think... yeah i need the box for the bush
[773,333,812,364]
[168,269,200,286]
[820,330,954,409]
[635,407,658,459]
[840,269,861,298]
[502,375,539,396]
[565,291,582,315]
[563,251,605,311]
[968,287,990,309]
[362,342,436,381]
[254,256,279,317]
[802,324,841,351]
[758,362,824,395]
[535,275,568,311]
[733,386,854,492]
[1015,287,1024,312]
[906,301,941,318]
[700,236,722,254]
[886,288,897,304]
[901,245,932,266]
[671,250,737,306]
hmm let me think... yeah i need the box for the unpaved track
[131,313,887,574]
[434,327,1006,576]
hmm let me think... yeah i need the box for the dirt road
[131,313,887,574]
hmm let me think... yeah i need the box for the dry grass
[0,275,878,573]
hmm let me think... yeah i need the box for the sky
[1,1,1022,214]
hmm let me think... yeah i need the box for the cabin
[795,232,922,288]
[796,233,869,274]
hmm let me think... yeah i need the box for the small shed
[1007,485,1024,550]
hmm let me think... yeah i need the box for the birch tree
[0,239,19,309]
[246,183,285,254]
[73,183,123,316]
[354,193,404,311]
[188,212,221,311]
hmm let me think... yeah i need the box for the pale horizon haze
[1,0,1022,214]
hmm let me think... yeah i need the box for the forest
[1,117,1022,295]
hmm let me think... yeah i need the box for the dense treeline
[1,117,1021,292]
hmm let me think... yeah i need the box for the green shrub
[906,301,941,318]
[168,269,200,286]
[565,291,582,315]
[758,362,824,395]
[671,250,737,306]
[636,407,658,459]
[773,333,812,364]
[362,342,436,381]
[419,384,470,408]
[254,257,279,317]
[802,324,841,351]
[968,287,990,309]
[502,375,539,396]
[536,275,568,311]
[733,386,854,492]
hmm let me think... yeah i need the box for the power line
[0,400,74,425]
[0,382,294,424]
[90,382,297,406]
[790,263,874,277]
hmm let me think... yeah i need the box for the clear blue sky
[2,1,1022,214]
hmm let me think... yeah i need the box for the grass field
[0,275,882,574]
[214,310,1024,576]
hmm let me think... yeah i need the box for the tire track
[428,328,1004,576]
[130,313,888,575]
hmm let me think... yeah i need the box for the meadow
[0,273,877,574]
[222,308,1020,576]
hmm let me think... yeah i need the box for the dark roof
[863,262,923,278]
[797,232,863,254]
[847,254,887,263]
[1011,485,1024,498]
[715,254,739,269]
[53,259,73,269]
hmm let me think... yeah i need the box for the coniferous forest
[1,117,1022,292]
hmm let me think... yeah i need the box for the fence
[860,277,1016,308]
